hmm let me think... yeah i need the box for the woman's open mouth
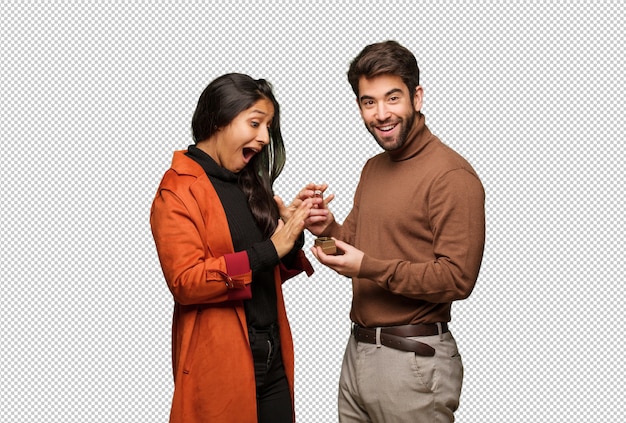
[243,147,258,161]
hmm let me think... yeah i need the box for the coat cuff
[280,250,314,281]
[224,251,253,300]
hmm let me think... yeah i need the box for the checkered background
[1,1,623,421]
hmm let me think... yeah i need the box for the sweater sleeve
[150,189,252,305]
[247,231,307,273]
[279,233,314,281]
[358,169,485,303]
[279,232,304,267]
[323,177,363,245]
[247,239,280,273]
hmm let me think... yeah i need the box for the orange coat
[150,151,312,423]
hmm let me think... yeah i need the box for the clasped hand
[271,183,330,258]
[274,182,334,232]
[280,183,364,278]
[270,198,311,259]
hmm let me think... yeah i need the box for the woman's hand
[270,199,313,258]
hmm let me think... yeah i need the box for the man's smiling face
[357,74,422,151]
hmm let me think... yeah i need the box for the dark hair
[191,73,285,238]
[347,40,420,100]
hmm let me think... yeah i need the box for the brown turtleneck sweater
[325,113,485,326]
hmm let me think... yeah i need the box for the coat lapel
[171,151,248,336]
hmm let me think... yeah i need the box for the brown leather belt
[352,323,448,357]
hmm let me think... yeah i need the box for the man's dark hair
[347,40,420,99]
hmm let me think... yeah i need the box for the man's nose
[375,103,391,120]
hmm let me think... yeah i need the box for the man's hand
[310,238,364,278]
[276,183,335,236]
[274,183,329,222]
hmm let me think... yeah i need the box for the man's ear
[413,85,424,112]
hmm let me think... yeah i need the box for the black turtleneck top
[186,145,302,329]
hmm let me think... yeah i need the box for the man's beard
[368,111,415,152]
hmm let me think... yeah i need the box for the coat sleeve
[151,188,252,305]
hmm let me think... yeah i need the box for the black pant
[249,325,293,423]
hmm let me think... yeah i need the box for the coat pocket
[182,309,203,374]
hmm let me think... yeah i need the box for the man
[308,41,485,422]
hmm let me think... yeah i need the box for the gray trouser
[338,329,463,423]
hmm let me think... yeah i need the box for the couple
[150,40,485,423]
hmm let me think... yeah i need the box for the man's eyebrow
[359,88,404,102]
[384,88,404,97]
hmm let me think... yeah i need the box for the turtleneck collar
[186,144,239,183]
[386,112,431,162]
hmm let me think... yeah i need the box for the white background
[1,1,623,421]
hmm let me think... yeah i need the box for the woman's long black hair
[191,73,286,238]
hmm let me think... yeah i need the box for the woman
[151,73,321,422]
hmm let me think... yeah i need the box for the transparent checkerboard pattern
[1,1,623,422]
